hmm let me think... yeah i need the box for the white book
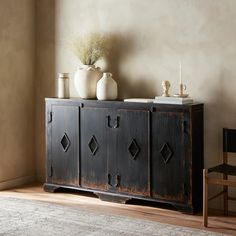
[124,98,154,103]
[154,96,193,104]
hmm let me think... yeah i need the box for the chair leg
[203,169,208,227]
[223,174,228,216]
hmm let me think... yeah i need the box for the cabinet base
[43,183,199,214]
[95,193,131,204]
[43,183,60,193]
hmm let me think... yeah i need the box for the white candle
[179,61,182,84]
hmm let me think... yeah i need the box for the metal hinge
[184,183,189,197]
[49,166,53,177]
[182,120,187,133]
[48,112,53,123]
[151,107,156,112]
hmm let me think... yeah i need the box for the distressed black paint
[51,105,79,187]
[44,99,203,213]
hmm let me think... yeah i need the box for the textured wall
[0,0,36,188]
[54,0,236,159]
[35,0,55,182]
[36,0,236,209]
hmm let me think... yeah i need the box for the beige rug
[0,197,225,236]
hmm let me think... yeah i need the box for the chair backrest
[223,128,236,153]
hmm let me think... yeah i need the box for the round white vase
[96,72,118,100]
[74,65,102,99]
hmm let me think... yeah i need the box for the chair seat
[208,163,236,176]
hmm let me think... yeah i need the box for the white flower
[70,33,109,65]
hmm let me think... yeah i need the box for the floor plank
[0,183,236,235]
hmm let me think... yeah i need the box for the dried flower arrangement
[71,33,109,65]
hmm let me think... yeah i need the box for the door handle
[106,115,120,129]
[107,174,112,186]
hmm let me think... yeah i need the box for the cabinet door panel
[51,105,79,186]
[116,109,149,196]
[151,111,189,203]
[80,107,108,190]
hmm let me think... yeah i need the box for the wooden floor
[0,183,236,235]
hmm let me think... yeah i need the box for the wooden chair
[203,128,236,227]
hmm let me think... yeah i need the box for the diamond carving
[160,142,173,164]
[128,139,140,159]
[88,136,99,155]
[60,133,70,152]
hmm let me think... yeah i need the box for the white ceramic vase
[74,65,102,99]
[96,72,118,100]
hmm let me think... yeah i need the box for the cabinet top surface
[45,98,203,110]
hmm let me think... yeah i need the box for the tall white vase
[96,72,118,100]
[74,65,102,99]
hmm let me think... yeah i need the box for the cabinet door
[51,105,79,186]
[115,109,150,196]
[151,111,189,203]
[80,107,108,190]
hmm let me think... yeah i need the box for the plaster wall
[0,0,36,188]
[35,0,55,182]
[37,0,236,209]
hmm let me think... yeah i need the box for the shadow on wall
[203,70,236,166]
[204,72,236,210]
[105,33,157,99]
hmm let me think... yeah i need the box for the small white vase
[96,72,118,100]
[74,65,102,99]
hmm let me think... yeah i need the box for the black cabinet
[151,111,188,203]
[47,104,79,187]
[115,109,149,196]
[44,99,203,213]
[80,107,149,196]
[80,107,108,190]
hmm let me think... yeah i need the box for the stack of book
[154,96,193,104]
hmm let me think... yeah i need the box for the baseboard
[36,174,45,183]
[0,175,36,190]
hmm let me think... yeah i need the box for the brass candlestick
[179,83,185,96]
[174,83,188,98]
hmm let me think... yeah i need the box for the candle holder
[174,83,188,98]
